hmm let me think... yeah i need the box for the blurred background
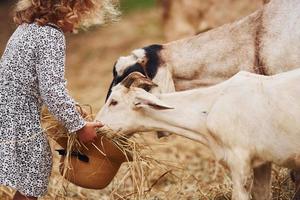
[1,0,293,199]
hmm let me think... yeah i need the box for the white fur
[115,49,146,76]
[97,68,300,200]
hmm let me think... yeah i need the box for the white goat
[104,0,300,198]
[97,71,300,200]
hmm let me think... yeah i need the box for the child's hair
[14,0,120,30]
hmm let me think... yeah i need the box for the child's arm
[36,27,86,133]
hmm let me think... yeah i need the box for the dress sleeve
[36,27,86,133]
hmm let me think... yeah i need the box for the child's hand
[77,122,103,143]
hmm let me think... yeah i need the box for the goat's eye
[109,99,118,106]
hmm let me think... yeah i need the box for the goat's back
[206,69,300,167]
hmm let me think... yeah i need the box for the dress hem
[0,180,47,198]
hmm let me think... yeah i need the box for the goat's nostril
[109,99,118,106]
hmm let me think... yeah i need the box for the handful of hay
[41,104,169,198]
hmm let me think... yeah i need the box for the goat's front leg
[251,162,272,200]
[228,152,252,200]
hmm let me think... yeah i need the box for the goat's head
[97,72,174,137]
[105,44,163,102]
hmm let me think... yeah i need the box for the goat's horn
[121,72,157,90]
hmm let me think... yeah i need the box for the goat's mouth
[97,125,135,139]
[99,125,170,139]
[114,129,137,139]
[96,125,119,138]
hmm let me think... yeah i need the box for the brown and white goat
[105,1,300,198]
[106,0,300,99]
[98,71,300,200]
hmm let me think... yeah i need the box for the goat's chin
[123,131,171,139]
[114,130,137,139]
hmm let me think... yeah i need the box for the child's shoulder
[25,23,65,45]
[22,23,64,40]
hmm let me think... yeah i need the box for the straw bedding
[0,105,296,199]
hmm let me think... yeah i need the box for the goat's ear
[134,95,174,110]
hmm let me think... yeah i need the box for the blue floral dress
[0,23,86,197]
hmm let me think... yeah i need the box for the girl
[0,0,119,199]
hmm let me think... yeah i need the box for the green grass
[120,0,156,13]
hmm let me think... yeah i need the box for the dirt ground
[0,1,295,200]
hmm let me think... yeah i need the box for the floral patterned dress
[0,23,86,197]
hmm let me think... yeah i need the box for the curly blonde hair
[14,0,120,30]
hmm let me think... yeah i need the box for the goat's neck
[160,9,262,91]
[141,84,226,147]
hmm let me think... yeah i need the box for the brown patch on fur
[253,9,267,75]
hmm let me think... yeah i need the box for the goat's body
[98,68,300,199]
[206,71,300,167]
[159,0,300,91]
[146,69,300,199]
[162,11,261,90]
